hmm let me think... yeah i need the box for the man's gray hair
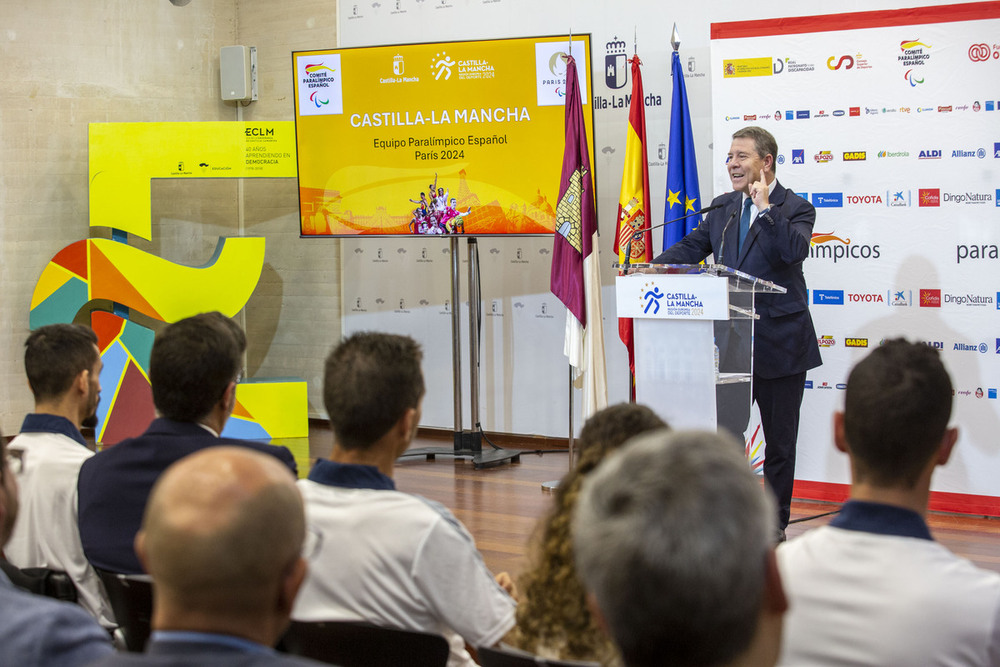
[573,429,776,667]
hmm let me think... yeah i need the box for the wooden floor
[304,425,1000,578]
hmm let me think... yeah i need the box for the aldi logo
[920,289,941,307]
[845,338,869,347]
[919,188,941,207]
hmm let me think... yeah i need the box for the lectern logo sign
[643,286,664,314]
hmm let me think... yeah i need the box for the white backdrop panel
[712,5,1000,497]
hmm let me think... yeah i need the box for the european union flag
[662,49,701,250]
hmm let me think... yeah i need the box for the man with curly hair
[507,403,666,664]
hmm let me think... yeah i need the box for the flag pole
[542,365,573,492]
[543,37,579,493]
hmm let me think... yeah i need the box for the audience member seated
[291,332,517,667]
[574,429,787,667]
[0,427,114,666]
[507,403,666,665]
[777,339,1000,665]
[5,323,115,627]
[89,446,327,666]
[77,311,298,575]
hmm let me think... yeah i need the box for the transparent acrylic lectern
[614,263,786,432]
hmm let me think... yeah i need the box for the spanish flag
[614,55,652,391]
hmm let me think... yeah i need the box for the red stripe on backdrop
[793,479,1000,517]
[712,1,1000,40]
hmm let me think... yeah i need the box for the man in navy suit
[78,312,298,574]
[653,126,822,538]
[89,447,326,666]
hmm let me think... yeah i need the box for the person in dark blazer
[88,447,328,667]
[653,126,822,537]
[78,312,298,574]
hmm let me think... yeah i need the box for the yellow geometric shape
[30,262,77,310]
[234,381,309,439]
[89,237,265,322]
[89,122,297,240]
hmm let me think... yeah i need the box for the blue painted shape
[221,417,271,440]
[96,340,130,429]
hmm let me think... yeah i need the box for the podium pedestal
[615,264,785,432]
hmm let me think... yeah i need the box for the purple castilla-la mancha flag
[550,53,607,419]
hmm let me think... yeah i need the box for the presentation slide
[292,35,594,237]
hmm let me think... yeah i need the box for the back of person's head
[0,427,18,547]
[843,338,953,487]
[511,403,667,662]
[575,403,667,473]
[149,312,245,422]
[574,429,778,667]
[137,447,305,628]
[323,332,424,450]
[24,324,99,402]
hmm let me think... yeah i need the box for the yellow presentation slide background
[293,35,594,236]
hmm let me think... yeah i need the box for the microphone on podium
[622,203,724,272]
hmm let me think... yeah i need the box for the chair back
[280,620,449,667]
[0,558,78,602]
[95,568,153,652]
[477,644,602,667]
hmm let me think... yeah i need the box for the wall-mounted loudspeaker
[220,45,257,102]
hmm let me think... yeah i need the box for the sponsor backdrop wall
[333,1,999,507]
[712,3,1000,507]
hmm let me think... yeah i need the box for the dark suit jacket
[78,418,298,574]
[87,638,329,666]
[653,181,822,379]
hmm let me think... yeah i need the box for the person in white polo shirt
[778,339,1000,666]
[5,323,115,629]
[292,332,517,667]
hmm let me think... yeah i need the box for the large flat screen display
[292,35,594,237]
